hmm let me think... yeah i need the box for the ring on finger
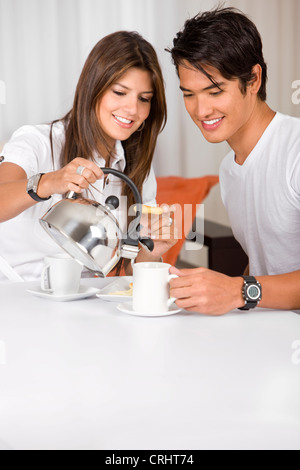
[169,217,173,226]
[76,165,86,176]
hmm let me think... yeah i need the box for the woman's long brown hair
[51,31,167,210]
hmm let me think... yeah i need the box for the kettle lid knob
[105,195,119,210]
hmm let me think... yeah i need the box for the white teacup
[132,262,177,313]
[41,253,83,296]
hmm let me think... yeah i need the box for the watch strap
[243,275,257,284]
[239,301,257,311]
[27,173,51,202]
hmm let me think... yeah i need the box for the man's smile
[201,116,224,131]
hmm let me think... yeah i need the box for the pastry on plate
[109,282,133,296]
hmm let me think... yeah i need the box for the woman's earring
[137,121,145,132]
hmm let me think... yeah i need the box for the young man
[168,7,300,315]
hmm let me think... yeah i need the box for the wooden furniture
[188,218,249,276]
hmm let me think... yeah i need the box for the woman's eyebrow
[114,83,154,94]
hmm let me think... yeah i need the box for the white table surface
[0,278,299,450]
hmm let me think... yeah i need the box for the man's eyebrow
[180,86,193,92]
[180,82,225,93]
[204,82,225,91]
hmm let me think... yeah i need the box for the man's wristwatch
[238,275,262,310]
[26,173,51,202]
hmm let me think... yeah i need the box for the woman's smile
[112,114,135,129]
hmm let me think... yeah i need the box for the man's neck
[228,102,276,165]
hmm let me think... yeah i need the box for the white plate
[117,301,182,317]
[26,285,100,302]
[96,276,133,302]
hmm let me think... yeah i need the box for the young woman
[0,31,175,282]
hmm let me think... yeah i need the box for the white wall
[0,0,299,227]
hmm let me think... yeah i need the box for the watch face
[247,285,261,301]
[27,174,39,192]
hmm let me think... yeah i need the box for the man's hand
[169,266,244,315]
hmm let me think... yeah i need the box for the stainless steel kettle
[39,168,154,277]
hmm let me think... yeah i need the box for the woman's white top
[0,122,157,282]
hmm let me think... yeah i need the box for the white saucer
[116,301,182,317]
[26,285,100,302]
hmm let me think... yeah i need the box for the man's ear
[249,64,262,95]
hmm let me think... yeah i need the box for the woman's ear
[249,64,262,95]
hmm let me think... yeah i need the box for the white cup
[132,262,177,313]
[41,254,83,296]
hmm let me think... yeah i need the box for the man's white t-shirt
[220,112,300,277]
[0,122,157,281]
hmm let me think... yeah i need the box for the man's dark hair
[168,6,268,101]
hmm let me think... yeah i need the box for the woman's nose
[123,96,139,116]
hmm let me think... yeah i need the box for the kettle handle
[67,168,142,209]
[101,168,142,212]
[100,168,153,249]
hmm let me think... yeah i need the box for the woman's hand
[137,205,179,262]
[37,157,104,198]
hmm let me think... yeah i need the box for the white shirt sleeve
[142,165,157,205]
[1,124,55,177]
